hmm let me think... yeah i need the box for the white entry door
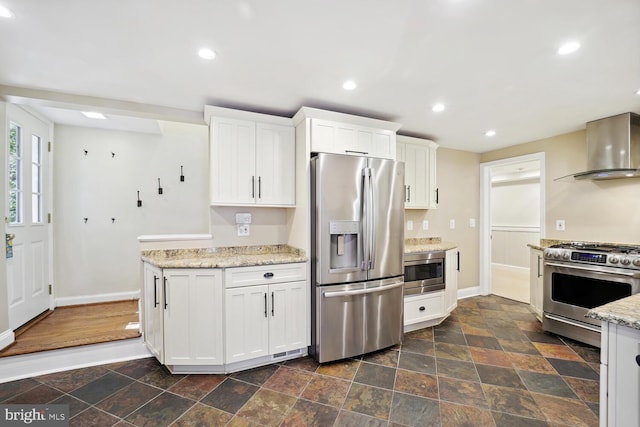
[6,105,51,329]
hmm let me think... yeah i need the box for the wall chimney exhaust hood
[571,112,640,180]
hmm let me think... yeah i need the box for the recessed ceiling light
[198,48,216,60]
[485,129,496,137]
[557,41,580,55]
[82,112,107,120]
[0,5,14,18]
[432,103,445,113]
[342,80,357,91]
[636,89,640,95]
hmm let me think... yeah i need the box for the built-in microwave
[403,251,445,296]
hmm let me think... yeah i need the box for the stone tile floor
[0,295,601,426]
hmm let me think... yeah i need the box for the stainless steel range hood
[573,112,640,180]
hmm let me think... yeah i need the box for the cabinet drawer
[404,291,444,325]
[225,263,307,288]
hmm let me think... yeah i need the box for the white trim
[491,225,541,233]
[204,105,293,126]
[55,290,140,307]
[0,337,151,384]
[458,285,481,300]
[479,152,545,296]
[0,329,15,351]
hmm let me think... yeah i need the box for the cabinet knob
[419,306,426,311]
[636,355,640,367]
[264,272,274,279]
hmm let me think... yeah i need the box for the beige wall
[481,130,640,244]
[405,148,481,290]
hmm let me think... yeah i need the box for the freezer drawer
[312,277,403,363]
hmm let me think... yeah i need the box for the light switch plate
[469,218,476,228]
[422,220,429,230]
[449,219,456,229]
[407,220,413,231]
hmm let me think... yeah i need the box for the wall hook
[158,178,163,195]
[180,165,185,182]
[111,152,115,158]
[137,191,142,207]
[83,218,88,223]
[111,218,116,223]
[83,149,88,156]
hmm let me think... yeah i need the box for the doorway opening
[479,153,545,301]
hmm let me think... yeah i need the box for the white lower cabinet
[404,292,444,326]
[163,269,224,366]
[529,248,544,321]
[143,262,164,362]
[225,264,308,364]
[600,321,640,427]
[445,248,459,313]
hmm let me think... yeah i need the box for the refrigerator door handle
[361,168,370,271]
[323,281,404,298]
[368,168,375,270]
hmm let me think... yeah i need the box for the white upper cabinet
[396,135,438,209]
[293,107,402,160]
[206,106,295,207]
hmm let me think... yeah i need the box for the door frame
[479,152,545,296]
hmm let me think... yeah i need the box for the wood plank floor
[0,300,141,357]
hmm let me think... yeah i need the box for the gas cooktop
[544,242,640,269]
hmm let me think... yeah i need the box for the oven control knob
[562,252,570,260]
[633,258,640,267]
[543,249,552,259]
[621,257,631,266]
[609,256,619,264]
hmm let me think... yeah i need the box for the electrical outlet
[237,224,250,236]
[469,218,476,228]
[407,220,413,231]
[449,219,456,229]
[422,220,429,230]
[555,219,566,231]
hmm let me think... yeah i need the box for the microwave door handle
[545,262,640,278]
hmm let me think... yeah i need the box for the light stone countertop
[586,293,640,330]
[404,237,457,254]
[142,245,307,269]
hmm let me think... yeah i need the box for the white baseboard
[458,285,483,299]
[0,337,152,384]
[55,290,140,307]
[0,329,15,352]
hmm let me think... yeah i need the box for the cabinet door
[427,145,438,209]
[143,262,164,362]
[163,269,223,365]
[404,143,430,208]
[445,249,459,313]
[369,129,396,160]
[210,118,256,205]
[269,281,308,354]
[256,123,295,206]
[404,291,445,326]
[225,285,270,363]
[529,249,544,320]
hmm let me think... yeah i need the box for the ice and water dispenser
[329,221,360,271]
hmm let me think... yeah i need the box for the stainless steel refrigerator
[310,153,405,363]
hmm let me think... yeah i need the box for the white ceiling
[1,0,639,152]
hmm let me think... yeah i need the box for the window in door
[31,134,42,223]
[8,122,23,224]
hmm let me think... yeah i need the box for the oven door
[543,261,640,328]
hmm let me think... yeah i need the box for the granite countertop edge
[586,293,640,331]
[142,244,308,269]
[404,237,457,253]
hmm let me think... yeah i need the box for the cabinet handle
[264,293,268,318]
[251,176,255,198]
[404,185,408,202]
[407,185,411,203]
[537,255,542,278]
[345,150,369,155]
[636,355,640,367]
[419,306,426,311]
[435,188,439,204]
[264,272,274,279]
[271,292,275,316]
[153,275,159,308]
[457,251,460,272]
[163,277,168,309]
[258,176,262,199]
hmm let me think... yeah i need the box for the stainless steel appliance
[404,251,445,296]
[543,243,640,347]
[310,153,405,363]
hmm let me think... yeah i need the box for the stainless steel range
[543,242,640,347]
